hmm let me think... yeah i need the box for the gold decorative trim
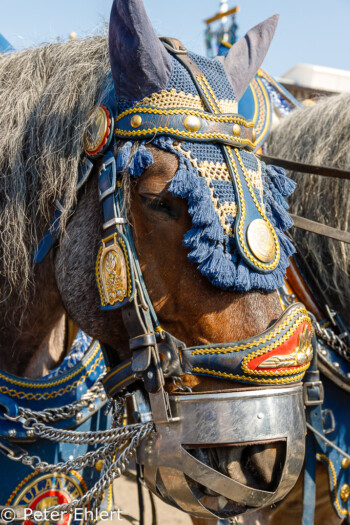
[241,316,312,377]
[0,343,100,389]
[318,454,350,517]
[116,106,253,126]
[228,147,280,271]
[192,367,305,384]
[191,306,309,355]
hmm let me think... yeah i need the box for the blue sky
[1,0,349,77]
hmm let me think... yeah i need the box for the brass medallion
[98,237,129,306]
[247,219,276,263]
[83,106,109,155]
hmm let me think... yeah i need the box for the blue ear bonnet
[113,50,296,293]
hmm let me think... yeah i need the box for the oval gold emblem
[100,241,128,305]
[184,115,201,132]
[83,105,109,154]
[247,219,276,263]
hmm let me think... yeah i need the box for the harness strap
[302,333,327,525]
[290,214,350,245]
[259,155,350,181]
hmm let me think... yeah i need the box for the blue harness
[0,332,113,513]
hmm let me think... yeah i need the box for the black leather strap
[259,155,350,181]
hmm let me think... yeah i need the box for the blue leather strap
[302,334,326,525]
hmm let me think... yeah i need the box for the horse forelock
[0,35,110,305]
[268,94,350,318]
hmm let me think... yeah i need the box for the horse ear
[217,15,279,101]
[109,0,173,101]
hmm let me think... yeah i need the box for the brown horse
[0,1,309,521]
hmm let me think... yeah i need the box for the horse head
[0,0,313,519]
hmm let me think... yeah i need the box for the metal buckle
[303,380,324,406]
[99,156,117,201]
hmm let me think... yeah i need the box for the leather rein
[259,154,350,244]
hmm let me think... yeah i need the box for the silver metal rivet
[76,411,83,421]
[26,429,35,438]
[88,403,96,412]
[257,412,264,420]
[8,429,17,438]
[99,393,107,402]
[147,371,153,379]
[69,454,74,461]
[321,349,327,356]
[334,362,340,369]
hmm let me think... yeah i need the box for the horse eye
[141,195,179,219]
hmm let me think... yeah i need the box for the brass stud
[130,114,142,128]
[340,484,350,502]
[184,115,201,132]
[95,459,104,472]
[342,458,350,469]
[76,411,83,422]
[88,403,96,412]
[252,128,256,142]
[232,124,241,137]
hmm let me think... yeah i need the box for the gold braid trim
[317,454,350,517]
[115,106,253,126]
[191,367,305,384]
[228,147,280,271]
[192,306,309,355]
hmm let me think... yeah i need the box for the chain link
[16,381,107,424]
[3,389,154,523]
[314,321,350,361]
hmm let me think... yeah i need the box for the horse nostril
[185,441,286,492]
[241,442,286,490]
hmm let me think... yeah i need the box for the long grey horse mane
[268,93,350,317]
[0,36,111,308]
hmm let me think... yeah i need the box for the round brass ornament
[340,483,350,502]
[232,123,241,137]
[342,458,350,469]
[84,105,110,155]
[131,114,142,128]
[247,219,276,263]
[184,115,201,132]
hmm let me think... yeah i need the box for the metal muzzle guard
[137,384,305,519]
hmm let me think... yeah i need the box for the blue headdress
[108,0,295,292]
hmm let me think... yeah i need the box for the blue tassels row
[115,137,297,293]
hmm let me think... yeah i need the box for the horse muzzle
[136,384,305,519]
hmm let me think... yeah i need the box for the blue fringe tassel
[129,143,154,178]
[119,136,297,293]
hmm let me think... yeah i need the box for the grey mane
[0,36,110,306]
[268,94,350,317]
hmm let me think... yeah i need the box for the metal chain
[40,423,153,518]
[3,391,154,524]
[16,381,107,424]
[314,321,350,361]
